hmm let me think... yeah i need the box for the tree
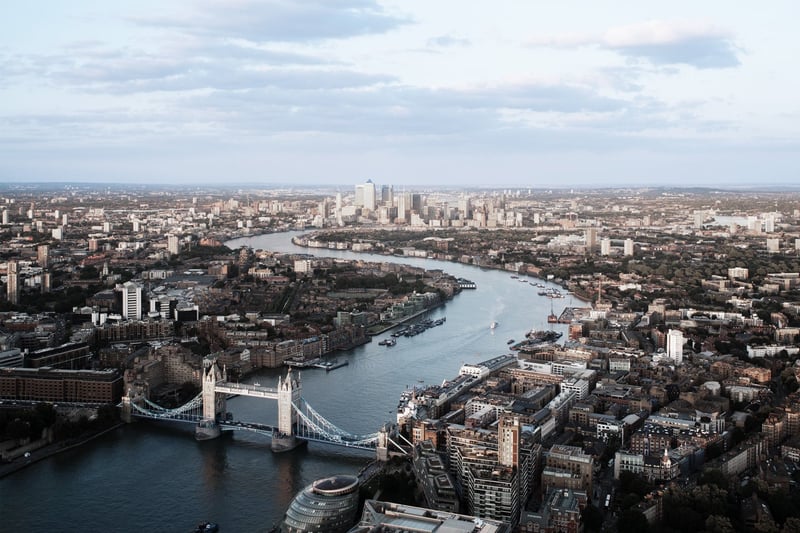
[705,515,735,533]
[618,508,649,533]
[698,469,728,489]
[782,517,800,532]
[581,504,604,533]
[7,418,30,441]
[34,402,58,427]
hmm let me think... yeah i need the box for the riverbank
[366,302,446,336]
[0,422,124,479]
[286,231,589,305]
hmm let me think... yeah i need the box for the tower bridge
[121,360,410,459]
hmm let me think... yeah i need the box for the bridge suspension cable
[293,399,379,448]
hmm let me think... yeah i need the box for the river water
[1,231,573,532]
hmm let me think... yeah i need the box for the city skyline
[2,1,799,187]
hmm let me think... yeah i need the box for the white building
[666,329,684,365]
[122,281,142,320]
[600,238,611,256]
[728,267,749,280]
[767,238,780,253]
[355,180,377,211]
[6,260,19,305]
[294,259,313,274]
[167,234,180,255]
[623,238,634,257]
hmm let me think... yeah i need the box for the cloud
[530,20,741,69]
[132,0,411,42]
[426,35,471,48]
[6,38,380,94]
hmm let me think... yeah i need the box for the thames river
[1,231,572,532]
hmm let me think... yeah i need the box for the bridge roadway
[214,382,278,399]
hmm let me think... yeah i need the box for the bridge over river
[122,360,411,457]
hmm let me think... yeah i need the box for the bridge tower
[195,359,227,440]
[272,368,304,452]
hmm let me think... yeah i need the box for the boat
[194,522,219,533]
[284,358,320,368]
[490,321,498,330]
[547,302,559,324]
[507,339,515,345]
[379,338,396,347]
[315,359,349,371]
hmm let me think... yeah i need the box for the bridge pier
[272,368,304,452]
[120,394,133,424]
[196,359,227,441]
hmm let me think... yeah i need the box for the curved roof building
[281,475,360,533]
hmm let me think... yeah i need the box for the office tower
[42,271,51,293]
[363,180,376,211]
[396,192,410,222]
[1,210,8,224]
[458,197,472,219]
[623,238,634,257]
[37,245,49,268]
[354,179,377,211]
[62,214,68,226]
[498,415,521,468]
[354,184,364,207]
[693,210,705,229]
[666,329,684,365]
[411,193,423,213]
[764,213,776,233]
[381,185,393,206]
[7,260,19,305]
[167,234,180,256]
[584,228,597,249]
[600,238,611,256]
[122,281,142,320]
[88,238,99,252]
[52,227,63,240]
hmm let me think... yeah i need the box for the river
[1,231,574,532]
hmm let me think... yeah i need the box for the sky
[1,1,798,188]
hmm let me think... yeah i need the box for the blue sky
[1,1,798,187]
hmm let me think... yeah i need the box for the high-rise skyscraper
[584,228,597,250]
[37,244,49,268]
[396,192,411,222]
[167,234,180,256]
[355,180,377,211]
[6,260,19,305]
[42,271,51,293]
[498,415,521,468]
[666,329,684,365]
[458,197,471,220]
[380,185,393,207]
[362,180,377,211]
[122,281,142,320]
[600,238,611,256]
[623,238,634,257]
